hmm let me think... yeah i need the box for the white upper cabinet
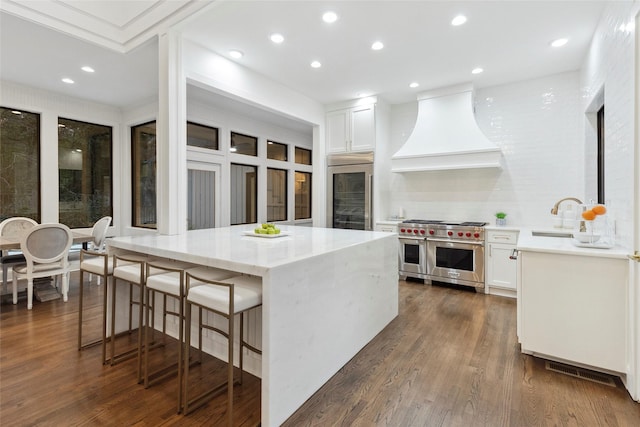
[326,104,376,153]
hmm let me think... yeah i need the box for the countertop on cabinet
[516,228,629,259]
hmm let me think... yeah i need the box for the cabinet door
[326,110,349,153]
[350,105,375,152]
[487,243,517,290]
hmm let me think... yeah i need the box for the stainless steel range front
[398,220,486,290]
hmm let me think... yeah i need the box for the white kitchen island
[107,225,399,426]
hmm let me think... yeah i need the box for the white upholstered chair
[12,223,73,310]
[0,217,38,295]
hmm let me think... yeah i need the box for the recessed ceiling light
[62,78,74,84]
[451,15,467,26]
[322,11,338,23]
[11,110,21,115]
[270,33,284,44]
[371,41,384,50]
[58,124,66,127]
[81,66,94,73]
[409,82,419,88]
[550,38,568,47]
[310,60,322,68]
[471,67,484,74]
[229,49,244,59]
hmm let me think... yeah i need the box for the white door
[187,162,221,230]
[632,10,640,402]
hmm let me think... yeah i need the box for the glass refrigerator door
[332,172,366,229]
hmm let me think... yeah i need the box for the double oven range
[398,219,486,290]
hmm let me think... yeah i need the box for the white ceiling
[0,0,610,110]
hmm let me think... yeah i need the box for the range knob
[447,231,453,236]
[400,228,406,233]
[457,232,463,237]
[413,229,419,235]
[419,229,426,235]
[474,233,480,238]
[466,232,471,237]
[429,230,435,235]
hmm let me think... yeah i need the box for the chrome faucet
[550,197,583,215]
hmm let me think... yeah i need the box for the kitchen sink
[531,230,573,238]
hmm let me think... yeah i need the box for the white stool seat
[146,266,233,296]
[187,275,262,314]
[80,256,114,275]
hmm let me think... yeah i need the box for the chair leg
[12,270,18,305]
[62,271,69,302]
[27,278,33,310]
[78,269,85,350]
[102,275,109,364]
[227,312,234,427]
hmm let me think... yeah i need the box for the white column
[157,30,187,235]
[40,112,59,223]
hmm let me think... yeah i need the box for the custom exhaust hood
[391,83,501,172]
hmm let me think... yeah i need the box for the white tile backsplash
[384,72,584,228]
[382,2,638,247]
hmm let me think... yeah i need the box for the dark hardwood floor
[1,273,639,426]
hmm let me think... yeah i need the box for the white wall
[580,1,639,250]
[381,71,584,228]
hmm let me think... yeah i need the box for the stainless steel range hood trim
[391,83,502,173]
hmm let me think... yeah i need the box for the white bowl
[573,232,600,243]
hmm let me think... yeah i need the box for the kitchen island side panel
[261,234,399,427]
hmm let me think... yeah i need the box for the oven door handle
[427,237,484,246]
[399,237,427,243]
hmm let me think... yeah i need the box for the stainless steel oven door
[398,237,427,279]
[426,238,485,288]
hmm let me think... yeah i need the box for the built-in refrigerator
[326,152,374,230]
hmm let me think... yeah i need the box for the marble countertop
[516,228,630,260]
[107,225,395,274]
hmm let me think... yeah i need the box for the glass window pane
[267,141,287,161]
[231,132,257,156]
[188,168,215,230]
[132,121,157,229]
[295,147,312,165]
[295,171,312,220]
[230,163,257,225]
[267,168,287,222]
[58,117,112,228]
[187,121,218,150]
[0,107,41,222]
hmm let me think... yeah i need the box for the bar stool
[77,216,112,363]
[110,253,156,374]
[143,263,235,412]
[183,271,262,425]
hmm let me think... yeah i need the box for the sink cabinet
[485,229,519,298]
[518,250,627,373]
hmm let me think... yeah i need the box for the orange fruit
[582,210,596,221]
[592,205,607,215]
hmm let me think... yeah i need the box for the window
[267,141,287,161]
[295,147,312,165]
[230,163,257,225]
[597,105,605,204]
[187,121,218,150]
[58,118,112,228]
[295,171,312,220]
[132,121,157,229]
[267,168,287,221]
[0,107,41,222]
[230,132,257,156]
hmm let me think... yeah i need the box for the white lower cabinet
[485,229,519,298]
[375,221,399,233]
[518,250,627,373]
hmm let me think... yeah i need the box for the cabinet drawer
[486,230,518,244]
